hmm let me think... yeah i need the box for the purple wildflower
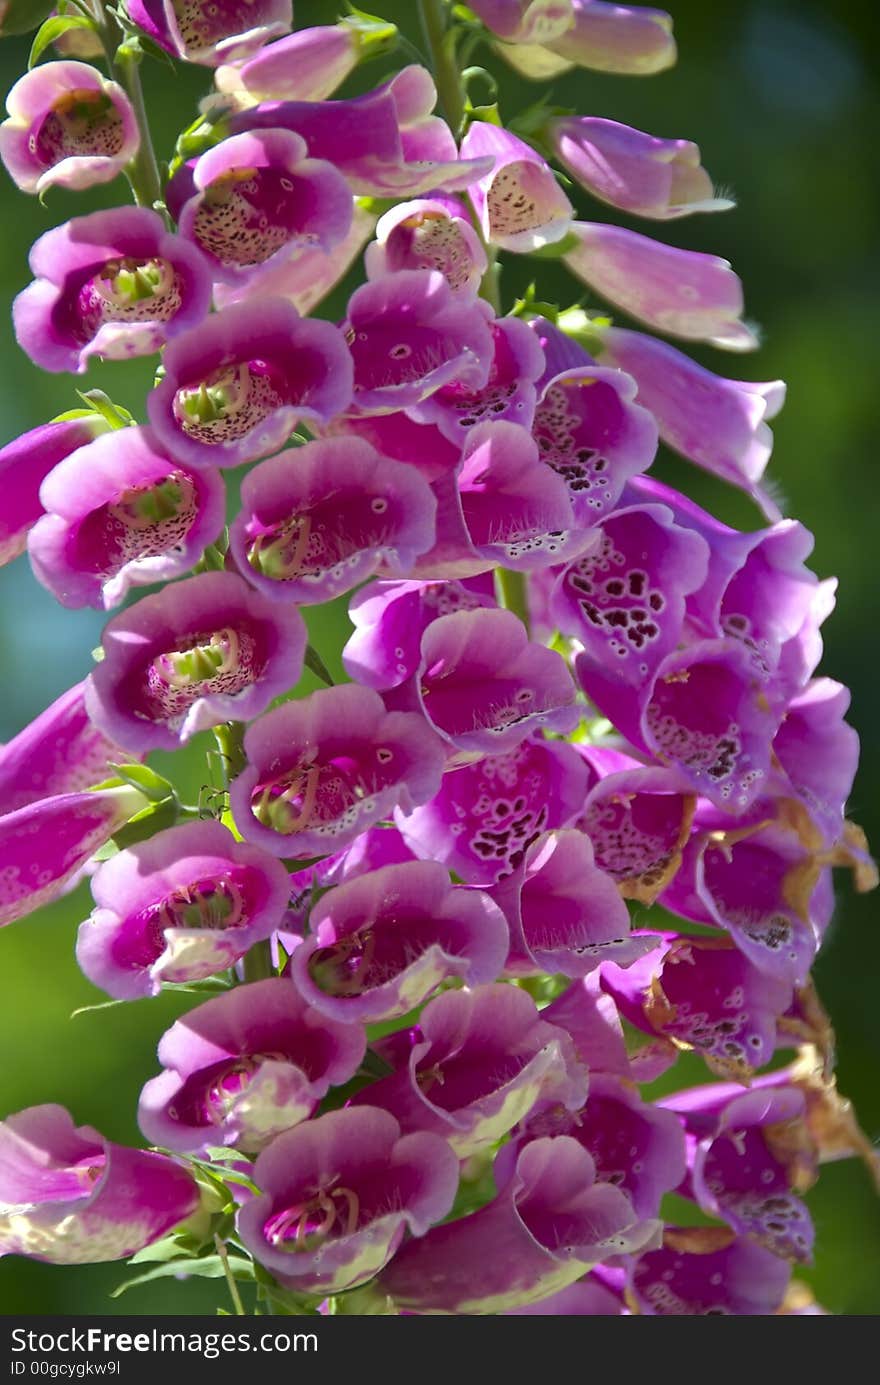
[365,196,488,297]
[460,121,574,252]
[127,0,292,67]
[0,415,109,566]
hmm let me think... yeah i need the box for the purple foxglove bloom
[232,66,493,198]
[543,972,649,1080]
[666,1084,815,1262]
[228,436,436,605]
[237,1106,459,1294]
[460,122,573,253]
[0,681,138,814]
[343,269,493,415]
[290,861,508,1024]
[76,820,290,999]
[601,934,793,1079]
[491,829,648,977]
[410,317,545,443]
[517,1073,686,1217]
[580,637,782,812]
[230,683,446,859]
[138,979,365,1152]
[507,1271,626,1314]
[281,824,420,936]
[0,785,147,929]
[0,1104,199,1265]
[0,61,139,196]
[399,607,577,755]
[399,735,589,886]
[564,223,757,351]
[85,570,306,752]
[127,0,291,66]
[365,197,488,297]
[327,408,462,485]
[773,679,860,846]
[173,131,352,287]
[576,749,695,903]
[148,299,353,470]
[469,0,574,44]
[213,203,376,317]
[600,329,785,511]
[416,423,591,577]
[531,364,658,522]
[0,415,109,566]
[631,1228,791,1315]
[215,20,397,106]
[13,208,212,375]
[549,116,731,219]
[661,820,825,986]
[519,1,676,77]
[352,984,587,1156]
[553,503,709,685]
[381,1135,659,1313]
[28,426,226,610]
[343,577,495,690]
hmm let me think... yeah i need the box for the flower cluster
[0,0,874,1318]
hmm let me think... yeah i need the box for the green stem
[417,0,465,134]
[95,3,164,211]
[495,568,530,633]
[213,722,248,781]
[480,250,502,313]
[214,1234,247,1317]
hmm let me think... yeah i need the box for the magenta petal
[632,1230,791,1315]
[0,415,109,567]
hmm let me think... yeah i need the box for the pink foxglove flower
[127,0,292,67]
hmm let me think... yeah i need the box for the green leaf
[70,998,130,1020]
[129,1235,197,1266]
[526,231,582,260]
[29,15,99,69]
[111,1255,255,1297]
[111,794,179,850]
[75,390,133,431]
[106,762,174,804]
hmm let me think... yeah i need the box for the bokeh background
[1,0,878,1314]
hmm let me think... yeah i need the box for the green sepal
[106,762,175,804]
[75,389,133,431]
[29,14,98,67]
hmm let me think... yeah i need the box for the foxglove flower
[399,735,590,886]
[352,984,587,1156]
[497,1,676,79]
[468,0,575,45]
[380,1136,659,1313]
[28,426,226,610]
[0,784,147,929]
[0,61,139,196]
[553,504,709,685]
[542,973,636,1080]
[171,131,353,286]
[599,328,785,511]
[773,679,860,846]
[76,820,290,1000]
[396,606,577,756]
[460,122,573,253]
[85,570,306,752]
[601,934,793,1079]
[631,1228,790,1315]
[228,436,436,605]
[328,409,462,484]
[491,829,649,976]
[230,683,446,859]
[13,208,213,375]
[564,223,757,351]
[148,299,353,470]
[127,0,292,66]
[0,680,137,814]
[214,19,398,106]
[0,414,109,566]
[530,362,658,522]
[343,269,493,415]
[410,318,545,442]
[343,577,496,690]
[237,1107,459,1294]
[289,860,509,1024]
[138,979,365,1152]
[365,197,488,297]
[548,117,731,219]
[0,1105,199,1265]
[507,1272,626,1315]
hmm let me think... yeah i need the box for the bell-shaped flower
[85,570,306,752]
[76,820,290,999]
[228,436,436,606]
[0,415,109,566]
[138,978,365,1153]
[631,1228,791,1315]
[290,860,508,1024]
[147,299,353,470]
[498,1,676,80]
[237,1106,459,1294]
[0,61,139,195]
[230,683,446,859]
[28,426,226,610]
[469,0,575,44]
[214,19,398,106]
[365,196,488,297]
[127,0,291,66]
[0,1104,199,1265]
[460,122,573,253]
[410,317,546,442]
[772,680,860,847]
[13,208,213,375]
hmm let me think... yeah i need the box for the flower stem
[417,0,465,134]
[495,568,530,633]
[213,722,248,782]
[95,2,164,211]
[243,941,275,983]
[214,1234,247,1317]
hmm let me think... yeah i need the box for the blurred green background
[1,0,878,1314]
